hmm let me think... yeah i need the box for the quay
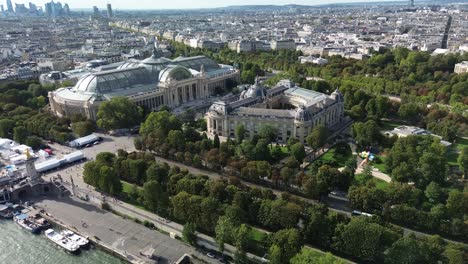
[31,196,208,264]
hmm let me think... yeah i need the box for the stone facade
[206,79,345,144]
[49,46,240,120]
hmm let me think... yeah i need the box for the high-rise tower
[93,6,99,16]
[410,0,414,7]
[106,3,113,18]
[6,0,13,12]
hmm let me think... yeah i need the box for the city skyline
[4,0,406,10]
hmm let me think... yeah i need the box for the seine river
[0,220,124,264]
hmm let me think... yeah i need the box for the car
[93,141,100,145]
[206,252,215,258]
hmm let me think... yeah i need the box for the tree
[259,125,277,144]
[96,96,143,130]
[235,124,246,143]
[234,224,251,263]
[143,180,168,214]
[424,182,445,204]
[215,215,237,253]
[146,163,169,186]
[458,146,468,178]
[335,217,391,262]
[303,205,334,248]
[291,249,345,264]
[95,152,116,165]
[25,136,42,150]
[444,246,465,264]
[213,134,220,148]
[71,120,95,137]
[385,236,430,264]
[352,120,380,147]
[290,143,306,164]
[83,161,100,187]
[182,222,197,246]
[13,126,28,144]
[445,190,468,219]
[98,165,122,195]
[0,119,16,138]
[307,125,328,150]
[140,110,181,136]
[269,229,302,264]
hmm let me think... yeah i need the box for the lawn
[447,137,468,166]
[317,144,353,168]
[379,120,406,131]
[250,227,267,242]
[122,181,141,194]
[354,173,389,190]
[299,247,350,264]
[371,155,388,173]
[121,181,145,209]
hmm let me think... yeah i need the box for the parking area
[39,133,136,190]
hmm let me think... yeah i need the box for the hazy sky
[6,0,396,10]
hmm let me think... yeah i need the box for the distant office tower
[6,0,13,12]
[29,2,37,14]
[0,5,4,13]
[63,3,69,15]
[51,1,62,17]
[410,0,414,6]
[93,6,99,16]
[106,3,113,18]
[15,3,28,14]
[44,2,52,16]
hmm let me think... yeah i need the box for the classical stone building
[206,79,345,144]
[454,61,468,74]
[48,46,240,120]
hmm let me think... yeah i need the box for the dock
[31,196,203,264]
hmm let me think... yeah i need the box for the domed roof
[158,65,193,83]
[295,105,312,122]
[73,67,151,94]
[242,77,267,99]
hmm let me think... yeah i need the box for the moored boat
[29,214,51,230]
[0,204,13,219]
[44,229,80,254]
[14,214,41,234]
[61,230,90,249]
[0,204,16,219]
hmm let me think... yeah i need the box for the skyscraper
[44,2,52,16]
[93,6,99,16]
[63,3,69,15]
[6,0,13,12]
[106,3,113,18]
[410,0,414,6]
[0,4,4,13]
[28,2,37,15]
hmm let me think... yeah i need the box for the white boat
[44,229,80,254]
[14,214,41,234]
[61,230,89,248]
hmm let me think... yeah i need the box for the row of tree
[84,148,468,263]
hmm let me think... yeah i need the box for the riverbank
[35,207,132,263]
[0,220,123,264]
[31,195,199,264]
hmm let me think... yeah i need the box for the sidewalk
[66,183,265,263]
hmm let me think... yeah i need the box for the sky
[5,0,399,10]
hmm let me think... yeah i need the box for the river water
[0,220,124,264]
